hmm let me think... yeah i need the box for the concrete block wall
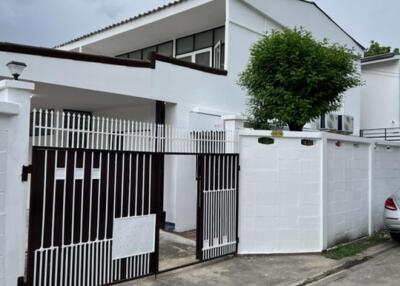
[238,132,322,254]
[326,140,369,247]
[238,129,400,254]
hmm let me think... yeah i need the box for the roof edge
[55,0,187,48]
[0,42,228,76]
[299,0,365,50]
[361,53,400,63]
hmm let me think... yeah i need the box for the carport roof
[55,0,364,51]
[55,0,187,48]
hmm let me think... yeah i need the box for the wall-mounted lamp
[6,61,27,80]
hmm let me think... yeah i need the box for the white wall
[0,80,33,286]
[226,0,363,134]
[239,131,322,254]
[0,130,6,286]
[93,103,156,122]
[361,60,400,129]
[238,129,400,254]
[326,140,369,247]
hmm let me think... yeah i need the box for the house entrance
[24,109,239,286]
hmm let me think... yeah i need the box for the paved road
[322,245,400,286]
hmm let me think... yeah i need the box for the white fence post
[222,115,244,153]
[0,79,34,286]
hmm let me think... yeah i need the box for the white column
[0,80,34,286]
[222,115,245,153]
[222,115,245,131]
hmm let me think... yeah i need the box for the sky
[0,0,398,49]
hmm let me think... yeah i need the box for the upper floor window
[116,26,225,70]
[117,41,173,60]
[176,26,225,69]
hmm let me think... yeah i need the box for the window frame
[176,47,213,67]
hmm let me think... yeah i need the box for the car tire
[390,232,400,242]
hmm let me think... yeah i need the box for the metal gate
[196,154,239,261]
[27,148,159,286]
[25,109,240,286]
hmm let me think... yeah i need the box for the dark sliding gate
[25,109,240,286]
[196,154,239,261]
[27,147,161,286]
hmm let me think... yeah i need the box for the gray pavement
[123,253,339,286]
[317,244,400,286]
[122,241,399,286]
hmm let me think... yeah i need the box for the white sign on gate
[112,215,156,260]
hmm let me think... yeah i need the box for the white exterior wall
[361,60,400,129]
[226,0,363,134]
[0,80,33,286]
[326,140,369,247]
[238,130,400,254]
[93,103,156,122]
[0,130,6,286]
[239,132,322,254]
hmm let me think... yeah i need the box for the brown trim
[0,42,152,68]
[0,42,227,76]
[152,53,228,75]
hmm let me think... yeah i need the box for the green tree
[239,28,362,131]
[365,41,399,57]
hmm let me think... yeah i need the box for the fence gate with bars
[24,110,240,286]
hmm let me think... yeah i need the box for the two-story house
[0,0,364,232]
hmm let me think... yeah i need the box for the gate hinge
[238,165,241,172]
[21,165,32,182]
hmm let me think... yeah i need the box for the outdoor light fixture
[6,61,27,80]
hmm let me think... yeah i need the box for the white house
[360,53,400,140]
[0,0,364,232]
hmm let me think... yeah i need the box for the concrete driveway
[319,244,400,286]
[123,254,339,286]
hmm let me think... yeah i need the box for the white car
[384,191,400,241]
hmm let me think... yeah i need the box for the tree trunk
[288,123,304,131]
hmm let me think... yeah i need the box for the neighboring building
[0,0,363,231]
[360,53,400,139]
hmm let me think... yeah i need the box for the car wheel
[390,232,400,242]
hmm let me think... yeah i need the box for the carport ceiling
[32,83,153,111]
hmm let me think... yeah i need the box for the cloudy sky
[0,0,398,49]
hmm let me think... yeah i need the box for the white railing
[31,109,239,154]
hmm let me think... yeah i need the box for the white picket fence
[30,109,239,154]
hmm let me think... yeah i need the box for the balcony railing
[360,127,400,141]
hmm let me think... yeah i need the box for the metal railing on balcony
[360,127,400,141]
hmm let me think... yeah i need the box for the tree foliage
[364,41,399,57]
[239,28,362,131]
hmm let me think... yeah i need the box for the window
[115,26,226,69]
[128,50,142,60]
[195,30,213,50]
[195,50,211,66]
[176,36,194,55]
[175,27,225,69]
[158,41,173,57]
[117,41,173,60]
[214,27,225,45]
[143,46,157,60]
[176,48,213,67]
